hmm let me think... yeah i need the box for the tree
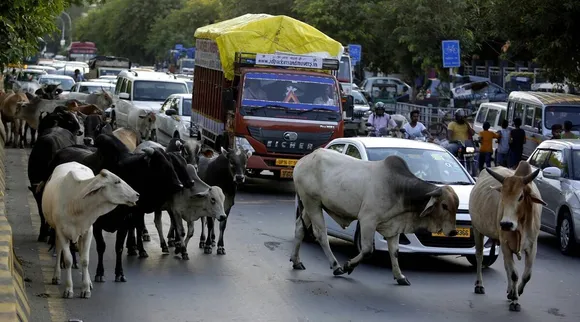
[147,0,221,59]
[489,0,580,84]
[219,0,296,20]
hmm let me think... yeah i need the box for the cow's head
[82,169,139,207]
[38,106,83,136]
[420,185,459,237]
[137,111,156,139]
[190,186,227,222]
[486,163,546,232]
[220,146,252,184]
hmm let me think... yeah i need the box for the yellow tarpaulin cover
[194,14,344,80]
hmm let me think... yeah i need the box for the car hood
[133,101,164,113]
[435,184,473,221]
[354,104,370,112]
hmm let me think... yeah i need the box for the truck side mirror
[222,88,234,112]
[342,95,354,118]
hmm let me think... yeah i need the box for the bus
[67,41,98,62]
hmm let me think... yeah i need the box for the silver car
[527,139,580,255]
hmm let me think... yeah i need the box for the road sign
[175,44,184,50]
[348,44,362,66]
[442,40,461,68]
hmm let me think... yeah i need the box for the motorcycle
[445,140,478,177]
[365,123,406,138]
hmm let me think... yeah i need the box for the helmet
[454,109,465,117]
[374,102,386,111]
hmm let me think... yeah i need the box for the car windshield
[185,81,193,93]
[352,91,368,105]
[182,99,192,116]
[99,68,122,76]
[79,85,114,94]
[133,81,188,101]
[17,72,42,82]
[39,77,74,90]
[181,60,195,68]
[365,147,472,184]
[545,105,580,132]
[337,56,351,83]
[241,72,340,122]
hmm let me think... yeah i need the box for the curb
[0,138,30,322]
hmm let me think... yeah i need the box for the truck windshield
[133,81,188,101]
[99,68,123,76]
[337,56,352,83]
[241,72,340,121]
[545,105,580,132]
[181,60,195,68]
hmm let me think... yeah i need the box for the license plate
[432,227,470,238]
[280,168,294,178]
[275,159,298,167]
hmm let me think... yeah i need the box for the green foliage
[147,0,221,60]
[220,0,295,19]
[0,0,65,68]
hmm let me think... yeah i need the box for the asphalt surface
[4,147,580,322]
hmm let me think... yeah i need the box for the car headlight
[235,136,255,153]
[364,110,372,117]
[466,147,475,153]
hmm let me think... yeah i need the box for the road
[4,147,580,322]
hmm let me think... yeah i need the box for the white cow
[42,162,139,298]
[291,148,459,285]
[469,162,545,312]
[127,108,156,140]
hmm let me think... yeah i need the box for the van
[506,91,580,158]
[472,102,507,163]
[112,69,189,129]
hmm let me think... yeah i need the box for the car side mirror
[119,92,130,100]
[542,166,562,179]
[165,109,178,116]
[402,86,409,93]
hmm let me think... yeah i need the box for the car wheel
[557,210,578,255]
[354,222,375,256]
[466,254,498,268]
[296,206,315,242]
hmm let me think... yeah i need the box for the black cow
[83,114,113,146]
[175,146,251,256]
[27,108,82,242]
[44,134,185,282]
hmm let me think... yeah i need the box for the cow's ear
[420,196,438,217]
[138,115,146,119]
[81,179,106,199]
[192,189,209,199]
[246,150,252,158]
[529,193,547,206]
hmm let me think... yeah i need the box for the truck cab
[85,55,131,80]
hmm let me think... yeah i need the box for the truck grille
[247,126,333,155]
[414,220,475,248]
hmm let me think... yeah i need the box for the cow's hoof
[217,247,226,255]
[167,239,175,247]
[94,275,104,283]
[62,290,73,299]
[474,285,485,294]
[181,253,189,260]
[292,262,306,270]
[127,249,137,256]
[80,290,91,299]
[509,303,521,312]
[142,234,151,242]
[72,263,79,269]
[51,277,60,285]
[161,245,169,253]
[204,246,213,254]
[507,290,516,300]
[211,240,216,247]
[114,275,127,282]
[174,245,182,254]
[396,277,411,286]
[138,251,149,258]
[199,241,205,249]
[342,262,355,275]
[333,267,345,276]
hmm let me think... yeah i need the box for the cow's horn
[523,168,541,185]
[485,167,505,184]
[426,187,442,197]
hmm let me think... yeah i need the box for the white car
[95,75,118,84]
[38,75,76,93]
[300,137,500,267]
[69,81,115,94]
[154,93,193,146]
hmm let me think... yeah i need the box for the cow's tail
[297,196,308,229]
[47,228,56,252]
[489,239,497,258]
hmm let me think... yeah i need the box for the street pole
[57,16,65,48]
[449,67,455,108]
[61,11,72,45]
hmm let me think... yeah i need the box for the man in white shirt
[243,80,267,100]
[313,86,335,105]
[403,110,431,139]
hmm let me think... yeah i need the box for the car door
[538,149,567,232]
[156,97,175,145]
[528,148,555,230]
[323,143,347,236]
[115,78,130,126]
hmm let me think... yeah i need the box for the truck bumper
[246,155,301,179]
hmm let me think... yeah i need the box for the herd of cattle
[0,84,548,312]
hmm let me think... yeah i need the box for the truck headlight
[235,136,255,153]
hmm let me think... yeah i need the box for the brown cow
[469,161,546,312]
[112,127,141,152]
[0,90,29,148]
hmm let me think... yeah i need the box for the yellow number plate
[275,159,298,167]
[432,227,470,238]
[280,168,294,178]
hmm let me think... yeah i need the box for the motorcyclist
[446,109,475,156]
[403,109,432,141]
[367,102,397,137]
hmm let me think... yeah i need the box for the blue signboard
[442,40,461,68]
[174,44,184,50]
[348,44,362,66]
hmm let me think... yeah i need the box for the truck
[191,13,354,180]
[178,57,195,75]
[67,41,98,62]
[85,55,131,79]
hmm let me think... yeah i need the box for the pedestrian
[561,121,578,139]
[73,69,84,82]
[477,121,498,171]
[550,123,563,139]
[508,118,526,169]
[496,119,510,167]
